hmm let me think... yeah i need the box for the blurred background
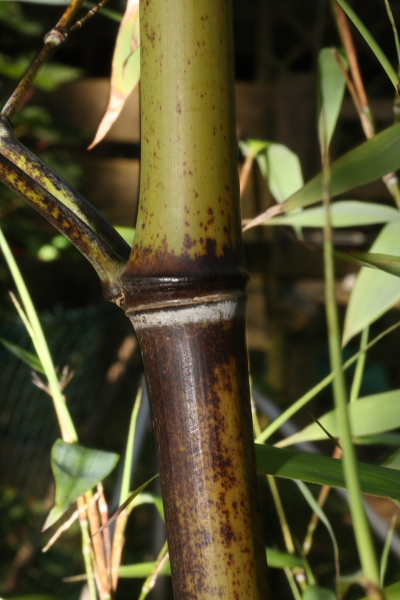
[1,1,400,599]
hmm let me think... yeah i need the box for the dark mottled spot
[220,522,236,546]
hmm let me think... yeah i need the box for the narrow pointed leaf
[336,251,400,277]
[119,562,172,578]
[245,123,400,230]
[0,337,45,373]
[254,444,400,499]
[318,48,347,148]
[43,439,119,530]
[256,144,303,203]
[343,221,400,345]
[277,389,400,447]
[284,122,400,213]
[266,201,400,228]
[89,0,140,148]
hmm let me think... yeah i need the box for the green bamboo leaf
[245,124,400,231]
[254,444,400,499]
[0,337,45,373]
[336,0,399,89]
[384,447,400,470]
[343,221,400,345]
[359,580,400,600]
[119,562,171,578]
[318,48,347,148]
[115,226,136,247]
[256,143,303,203]
[268,201,400,228]
[355,433,400,446]
[278,389,400,447]
[302,586,336,600]
[43,439,119,530]
[296,480,338,568]
[336,251,400,278]
[283,122,400,213]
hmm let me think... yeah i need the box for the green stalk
[321,136,381,595]
[349,327,369,403]
[0,227,77,442]
[383,0,400,67]
[120,387,142,504]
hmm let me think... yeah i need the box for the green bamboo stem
[349,327,369,403]
[321,140,382,596]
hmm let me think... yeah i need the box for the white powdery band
[130,298,242,330]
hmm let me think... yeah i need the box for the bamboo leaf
[296,480,339,566]
[277,389,400,447]
[89,0,140,148]
[256,143,303,203]
[343,221,400,345]
[0,337,45,373]
[336,250,400,277]
[43,439,119,530]
[318,48,347,148]
[336,0,399,89]
[266,201,400,228]
[302,586,336,600]
[245,123,400,231]
[284,123,400,212]
[254,444,400,499]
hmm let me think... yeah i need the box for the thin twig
[42,492,100,552]
[70,0,114,33]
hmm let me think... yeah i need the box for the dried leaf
[89,0,140,148]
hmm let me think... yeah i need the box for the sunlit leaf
[343,221,400,345]
[265,201,400,228]
[119,562,171,578]
[89,0,140,148]
[277,389,400,447]
[318,48,347,148]
[244,123,400,230]
[256,143,303,204]
[115,226,136,246]
[0,337,45,373]
[254,444,400,499]
[43,439,119,530]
